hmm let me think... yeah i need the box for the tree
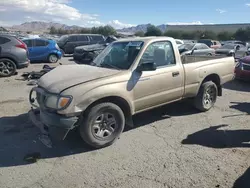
[50,26,57,34]
[145,25,162,36]
[199,30,217,40]
[234,27,250,41]
[134,31,144,37]
[217,31,233,41]
[164,30,182,38]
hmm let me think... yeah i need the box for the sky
[0,0,250,29]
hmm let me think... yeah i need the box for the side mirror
[137,61,157,72]
[191,48,197,55]
[104,43,109,47]
[235,45,240,51]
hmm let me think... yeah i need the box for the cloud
[0,0,135,29]
[108,20,135,29]
[167,21,204,25]
[246,3,250,6]
[216,9,226,14]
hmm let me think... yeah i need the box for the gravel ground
[0,57,249,188]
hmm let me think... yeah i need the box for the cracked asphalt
[0,57,250,188]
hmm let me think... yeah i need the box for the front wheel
[79,103,125,149]
[48,54,58,63]
[194,81,218,112]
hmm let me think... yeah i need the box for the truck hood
[38,64,121,93]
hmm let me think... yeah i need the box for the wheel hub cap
[92,113,117,139]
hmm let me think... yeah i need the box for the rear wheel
[0,58,17,77]
[48,54,58,63]
[194,81,218,112]
[79,103,125,149]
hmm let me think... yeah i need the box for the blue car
[22,38,62,63]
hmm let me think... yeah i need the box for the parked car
[235,56,250,81]
[175,39,184,47]
[222,40,249,48]
[57,34,105,55]
[178,43,215,56]
[73,36,118,64]
[0,34,29,77]
[28,37,235,148]
[215,43,249,59]
[197,39,221,49]
[22,38,62,63]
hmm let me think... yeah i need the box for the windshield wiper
[100,62,121,70]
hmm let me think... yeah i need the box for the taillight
[55,43,60,51]
[15,38,27,50]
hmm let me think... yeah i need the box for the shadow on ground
[230,102,250,114]
[233,167,250,188]
[0,101,199,168]
[223,80,250,92]
[182,124,250,148]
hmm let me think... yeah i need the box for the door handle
[172,71,180,77]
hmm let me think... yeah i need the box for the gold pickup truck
[29,37,235,148]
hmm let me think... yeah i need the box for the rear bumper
[56,50,62,59]
[17,59,30,69]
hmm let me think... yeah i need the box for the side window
[195,44,202,50]
[201,44,209,49]
[140,41,176,67]
[0,37,10,44]
[23,40,33,47]
[90,36,104,42]
[78,35,88,41]
[34,40,46,47]
[68,35,78,42]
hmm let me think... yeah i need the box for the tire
[0,58,17,77]
[48,54,58,63]
[208,53,212,56]
[79,102,125,149]
[194,81,218,112]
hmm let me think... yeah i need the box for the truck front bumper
[28,108,79,140]
[28,87,79,140]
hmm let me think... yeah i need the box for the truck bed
[181,55,232,64]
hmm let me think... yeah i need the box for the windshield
[198,40,213,47]
[93,41,144,70]
[220,44,235,49]
[58,35,68,43]
[178,43,195,50]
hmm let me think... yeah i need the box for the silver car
[215,44,250,59]
[179,43,215,56]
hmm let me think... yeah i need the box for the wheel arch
[200,74,222,96]
[82,96,133,126]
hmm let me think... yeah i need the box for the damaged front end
[28,87,79,145]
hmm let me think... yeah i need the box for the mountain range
[3,21,250,34]
[4,21,167,33]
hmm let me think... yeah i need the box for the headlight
[44,95,72,110]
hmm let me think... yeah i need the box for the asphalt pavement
[0,57,249,188]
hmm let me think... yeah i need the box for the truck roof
[115,36,175,44]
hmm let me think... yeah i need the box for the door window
[140,41,176,67]
[68,35,78,42]
[34,39,47,47]
[23,40,33,47]
[78,35,88,42]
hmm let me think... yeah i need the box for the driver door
[132,41,184,112]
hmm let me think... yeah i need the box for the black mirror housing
[137,62,157,72]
